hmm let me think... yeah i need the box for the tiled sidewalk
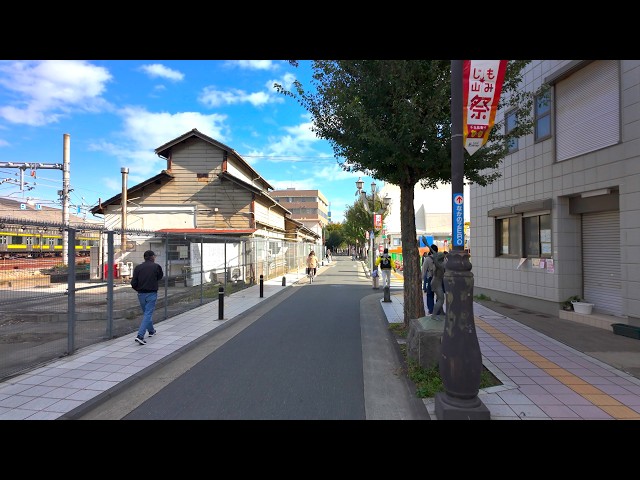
[381,293,640,420]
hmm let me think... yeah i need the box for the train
[0,228,100,258]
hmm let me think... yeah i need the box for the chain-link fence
[0,217,317,381]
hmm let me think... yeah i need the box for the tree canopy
[276,60,537,324]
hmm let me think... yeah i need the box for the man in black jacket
[130,250,164,345]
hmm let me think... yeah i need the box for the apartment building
[270,188,329,240]
[471,60,640,324]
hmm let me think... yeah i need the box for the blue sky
[0,60,378,223]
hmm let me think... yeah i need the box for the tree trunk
[399,183,424,325]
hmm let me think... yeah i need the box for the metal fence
[0,217,318,381]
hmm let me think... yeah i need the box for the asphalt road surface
[76,256,429,420]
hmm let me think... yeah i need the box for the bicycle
[307,267,316,283]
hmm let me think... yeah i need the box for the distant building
[378,182,471,254]
[270,188,329,242]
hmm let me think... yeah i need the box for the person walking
[375,248,396,289]
[431,251,446,319]
[422,245,437,314]
[130,250,164,345]
[420,251,429,292]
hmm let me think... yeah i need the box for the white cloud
[198,72,293,109]
[233,60,278,71]
[139,64,185,82]
[0,60,112,126]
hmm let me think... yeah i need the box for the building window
[534,90,551,142]
[524,214,551,258]
[495,216,521,256]
[505,109,518,153]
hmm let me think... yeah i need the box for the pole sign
[462,60,507,156]
[373,213,383,229]
[453,193,464,247]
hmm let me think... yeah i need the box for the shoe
[148,330,156,337]
[135,336,146,345]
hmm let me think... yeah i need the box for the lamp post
[355,178,391,272]
[433,59,489,420]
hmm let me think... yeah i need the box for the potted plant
[561,295,582,311]
[571,299,594,315]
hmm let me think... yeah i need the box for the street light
[355,178,391,272]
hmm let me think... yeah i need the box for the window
[495,216,521,256]
[524,214,551,258]
[505,109,518,153]
[535,90,551,141]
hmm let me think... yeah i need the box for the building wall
[271,189,329,227]
[120,137,287,232]
[471,60,640,320]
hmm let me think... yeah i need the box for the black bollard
[282,276,286,286]
[218,286,224,320]
[259,274,264,298]
[383,285,391,302]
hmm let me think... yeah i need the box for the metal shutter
[556,60,619,161]
[582,211,623,316]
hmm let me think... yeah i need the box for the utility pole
[62,133,70,265]
[121,167,129,257]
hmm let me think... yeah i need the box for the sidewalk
[381,291,640,420]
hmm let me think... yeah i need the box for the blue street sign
[452,193,464,247]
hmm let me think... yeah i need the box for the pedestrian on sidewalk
[431,251,446,319]
[130,250,164,345]
[422,245,437,314]
[375,248,396,289]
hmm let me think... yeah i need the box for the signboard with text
[462,60,507,156]
[453,193,464,247]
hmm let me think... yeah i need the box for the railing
[0,218,318,381]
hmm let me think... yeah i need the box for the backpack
[380,255,391,269]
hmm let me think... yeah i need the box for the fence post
[260,274,264,298]
[282,276,286,286]
[218,286,224,320]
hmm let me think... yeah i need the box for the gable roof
[90,170,174,215]
[155,128,274,191]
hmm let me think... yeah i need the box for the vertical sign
[373,213,383,229]
[453,193,464,247]
[462,60,507,156]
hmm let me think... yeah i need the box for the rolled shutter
[582,211,623,316]
[556,60,619,162]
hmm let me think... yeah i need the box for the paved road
[77,256,429,420]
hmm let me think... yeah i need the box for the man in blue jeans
[130,250,164,345]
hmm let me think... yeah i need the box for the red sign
[462,60,507,156]
[374,213,383,229]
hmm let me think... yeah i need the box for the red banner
[462,60,507,156]
[374,213,383,229]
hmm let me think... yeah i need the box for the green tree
[324,222,344,251]
[276,60,537,325]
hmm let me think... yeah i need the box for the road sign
[452,193,464,247]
